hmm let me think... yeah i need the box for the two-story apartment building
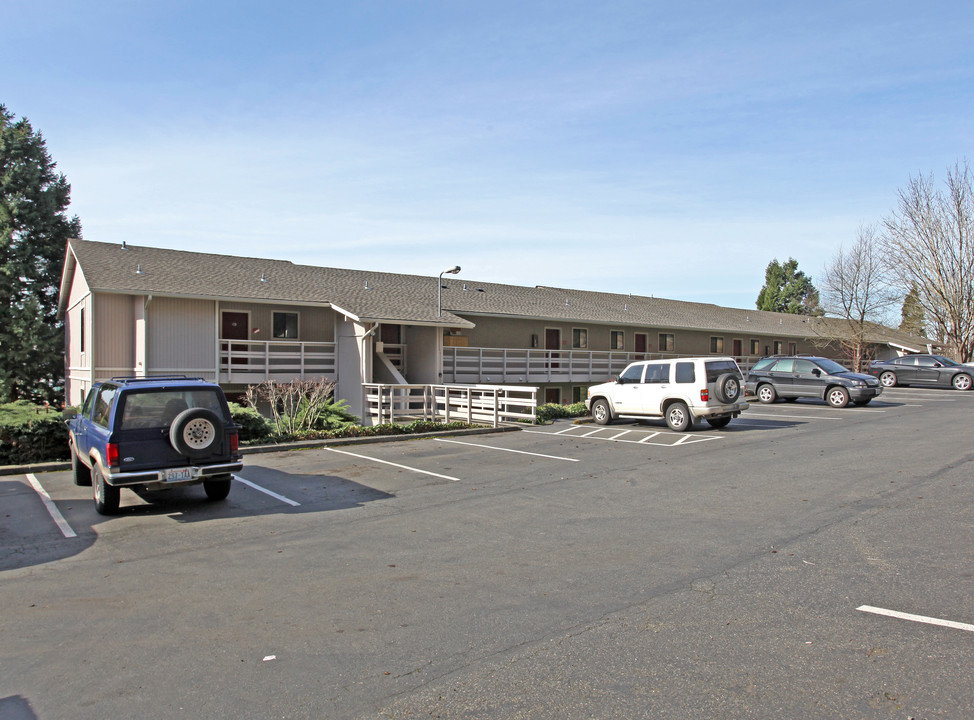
[58,239,929,420]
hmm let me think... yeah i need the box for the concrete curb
[0,425,523,476]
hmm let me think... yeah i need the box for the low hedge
[0,402,70,465]
[245,419,481,445]
[534,402,589,424]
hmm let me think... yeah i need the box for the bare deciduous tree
[883,161,974,361]
[820,225,898,371]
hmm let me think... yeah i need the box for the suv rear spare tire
[170,408,223,459]
[714,373,741,403]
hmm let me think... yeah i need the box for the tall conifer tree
[1,105,82,403]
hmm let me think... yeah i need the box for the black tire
[826,386,850,408]
[72,446,92,487]
[665,402,692,432]
[203,475,232,501]
[169,408,223,459]
[952,373,972,391]
[756,384,777,404]
[591,399,612,425]
[714,373,742,403]
[706,416,731,429]
[879,371,897,388]
[92,465,120,515]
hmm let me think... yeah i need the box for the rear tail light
[229,431,239,454]
[106,442,119,468]
[700,389,710,402]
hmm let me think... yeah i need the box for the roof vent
[260,273,268,283]
[122,241,128,249]
[365,280,371,290]
[135,264,144,275]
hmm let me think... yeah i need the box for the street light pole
[438,265,461,317]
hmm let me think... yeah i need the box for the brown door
[733,339,743,358]
[635,333,647,360]
[545,328,560,369]
[221,311,249,366]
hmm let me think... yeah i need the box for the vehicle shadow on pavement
[121,469,394,522]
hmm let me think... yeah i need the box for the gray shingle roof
[61,239,930,348]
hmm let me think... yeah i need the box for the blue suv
[65,376,243,514]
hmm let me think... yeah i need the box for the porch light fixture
[438,265,461,317]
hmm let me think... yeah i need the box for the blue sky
[5,1,973,309]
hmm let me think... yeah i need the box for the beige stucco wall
[219,302,335,343]
[147,296,217,374]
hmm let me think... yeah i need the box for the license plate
[162,467,193,482]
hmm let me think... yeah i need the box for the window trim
[658,333,675,353]
[610,329,625,351]
[710,336,724,354]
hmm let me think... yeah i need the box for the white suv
[585,357,748,431]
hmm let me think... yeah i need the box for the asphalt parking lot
[2,385,973,719]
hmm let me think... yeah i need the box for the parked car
[867,354,974,390]
[64,376,243,514]
[746,355,882,407]
[585,357,748,431]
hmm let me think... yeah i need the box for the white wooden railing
[364,384,538,427]
[442,347,771,383]
[219,340,337,383]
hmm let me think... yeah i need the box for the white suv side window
[644,363,669,383]
[619,364,644,383]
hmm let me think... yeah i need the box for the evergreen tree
[899,284,927,337]
[755,257,823,315]
[0,105,82,403]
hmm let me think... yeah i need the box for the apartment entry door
[545,328,561,369]
[221,311,250,366]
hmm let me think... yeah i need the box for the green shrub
[255,419,479,444]
[0,402,70,464]
[228,402,275,442]
[534,402,589,424]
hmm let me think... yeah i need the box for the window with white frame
[710,336,724,353]
[749,339,760,355]
[658,333,674,352]
[273,312,299,339]
[572,328,588,349]
[610,330,625,350]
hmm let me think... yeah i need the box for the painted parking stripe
[525,427,721,447]
[325,447,461,482]
[233,474,301,506]
[744,412,844,421]
[857,605,974,633]
[435,438,579,462]
[25,474,77,538]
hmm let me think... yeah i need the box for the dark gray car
[867,354,974,390]
[746,356,882,407]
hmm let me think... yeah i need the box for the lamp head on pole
[442,266,461,275]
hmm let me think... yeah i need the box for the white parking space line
[233,475,301,506]
[743,412,844,421]
[525,427,722,447]
[325,447,461,482]
[857,605,974,633]
[435,438,579,462]
[25,474,77,538]
[608,430,632,440]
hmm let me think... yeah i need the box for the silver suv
[585,357,748,431]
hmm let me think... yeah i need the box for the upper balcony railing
[219,340,337,384]
[443,346,765,384]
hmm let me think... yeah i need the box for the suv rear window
[704,360,740,382]
[118,389,227,430]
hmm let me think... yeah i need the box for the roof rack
[109,375,207,384]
